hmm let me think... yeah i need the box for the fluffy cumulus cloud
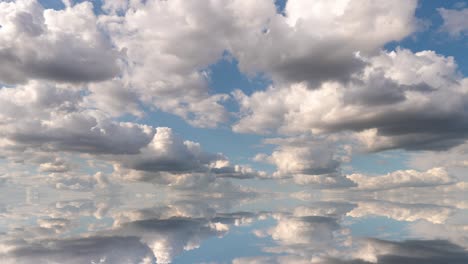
[0,0,120,84]
[0,79,262,189]
[95,0,419,127]
[112,127,265,184]
[117,127,224,174]
[0,81,156,156]
[254,135,355,188]
[230,0,419,86]
[256,137,341,177]
[235,48,468,151]
[100,0,237,127]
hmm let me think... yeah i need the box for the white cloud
[0,81,155,155]
[407,142,468,182]
[117,127,223,174]
[95,0,419,127]
[100,0,237,128]
[111,127,266,186]
[347,201,454,224]
[230,0,419,86]
[347,167,456,191]
[0,81,263,189]
[0,0,120,84]
[234,48,468,151]
[257,138,341,177]
[253,135,355,188]
[438,8,468,37]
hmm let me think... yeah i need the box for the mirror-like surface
[1,183,466,264]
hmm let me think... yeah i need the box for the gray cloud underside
[324,239,468,264]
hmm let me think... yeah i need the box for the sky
[0,0,468,263]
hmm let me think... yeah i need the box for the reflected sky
[0,183,466,264]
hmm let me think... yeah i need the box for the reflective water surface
[1,183,467,264]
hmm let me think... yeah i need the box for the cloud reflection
[0,183,467,263]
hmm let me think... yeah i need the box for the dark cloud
[344,73,407,106]
[7,115,155,155]
[1,236,155,264]
[324,239,468,264]
[269,40,367,87]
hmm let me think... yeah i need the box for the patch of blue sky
[275,0,287,14]
[235,196,311,212]
[347,150,410,175]
[206,52,271,111]
[39,0,104,14]
[345,215,410,241]
[38,0,65,10]
[62,155,112,175]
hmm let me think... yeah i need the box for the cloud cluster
[0,81,263,189]
[230,0,418,86]
[111,127,265,186]
[235,49,468,151]
[0,81,155,155]
[100,0,238,127]
[0,0,120,84]
[96,0,421,127]
[0,0,467,194]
